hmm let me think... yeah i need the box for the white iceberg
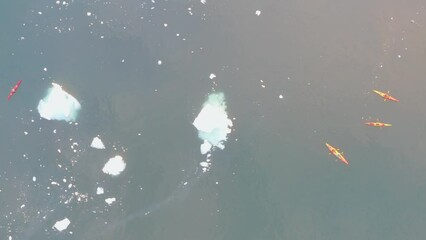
[105,197,116,205]
[96,187,104,195]
[53,217,70,232]
[102,155,126,176]
[37,83,81,122]
[193,92,233,154]
[90,136,105,149]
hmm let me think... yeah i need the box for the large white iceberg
[37,83,81,122]
[193,92,233,155]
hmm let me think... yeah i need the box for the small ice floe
[105,197,116,205]
[279,94,283,99]
[157,60,162,65]
[37,83,81,122]
[255,10,261,16]
[90,136,105,149]
[200,161,209,168]
[201,0,206,4]
[102,155,126,176]
[96,187,104,195]
[209,73,216,79]
[53,218,71,232]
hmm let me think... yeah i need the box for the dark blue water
[1,0,426,239]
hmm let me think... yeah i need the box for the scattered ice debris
[157,60,162,65]
[255,10,261,16]
[53,218,71,232]
[102,155,126,176]
[96,187,104,195]
[24,131,28,135]
[37,83,81,122]
[32,176,36,182]
[201,0,206,4]
[164,23,168,27]
[209,73,216,79]
[105,197,116,205]
[43,67,47,72]
[86,12,92,16]
[279,94,283,99]
[90,136,105,149]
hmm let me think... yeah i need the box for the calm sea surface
[1,0,426,239]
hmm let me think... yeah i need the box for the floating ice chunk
[255,10,261,16]
[37,83,81,122]
[96,187,104,195]
[90,136,105,149]
[193,92,232,154]
[209,73,216,79]
[200,161,209,168]
[102,155,126,176]
[53,218,70,231]
[105,197,116,205]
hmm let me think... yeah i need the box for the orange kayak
[325,143,349,165]
[364,121,392,127]
[373,90,399,102]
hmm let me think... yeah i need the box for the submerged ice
[193,92,233,155]
[37,83,81,122]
